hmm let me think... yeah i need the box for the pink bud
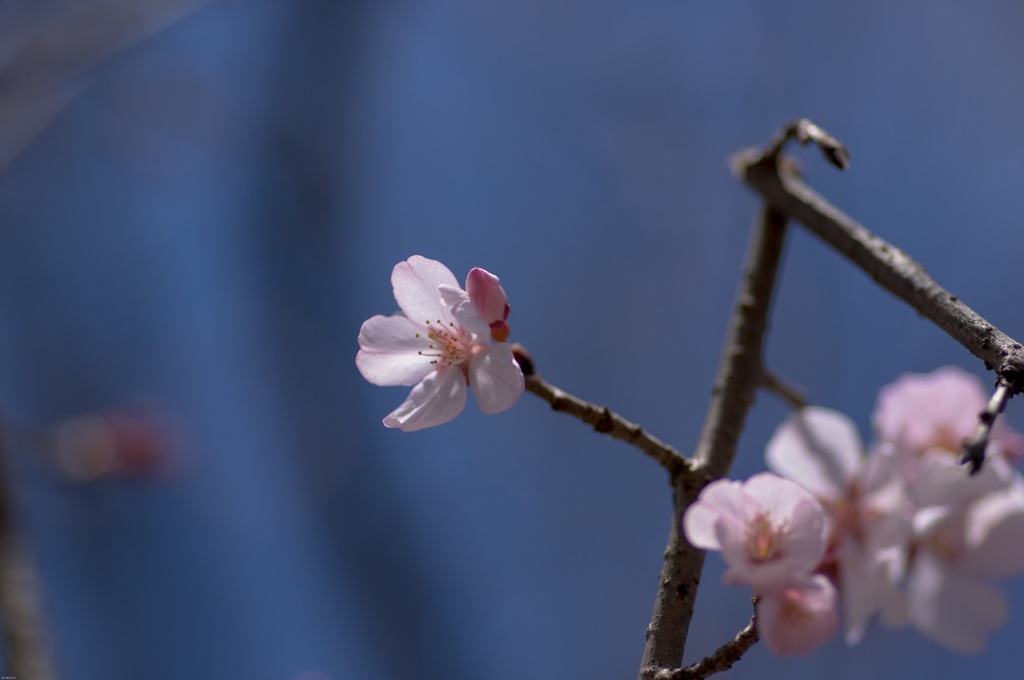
[466,267,510,327]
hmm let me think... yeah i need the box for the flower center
[746,513,781,562]
[416,319,470,368]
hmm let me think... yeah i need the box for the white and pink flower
[756,367,1024,654]
[766,407,910,644]
[684,472,828,590]
[356,256,524,431]
[756,575,839,656]
[874,366,1023,463]
[874,366,1024,507]
[684,472,839,656]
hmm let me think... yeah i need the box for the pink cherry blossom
[763,370,1024,653]
[756,575,839,656]
[873,366,1024,522]
[900,490,1024,653]
[765,407,911,644]
[683,472,828,590]
[356,256,524,431]
[874,366,1024,464]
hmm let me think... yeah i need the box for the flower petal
[878,546,911,629]
[756,575,838,656]
[466,267,509,324]
[391,256,460,326]
[439,284,491,339]
[689,474,827,589]
[873,366,988,457]
[837,536,904,645]
[356,315,434,386]
[780,499,827,562]
[382,368,467,431]
[963,483,1024,578]
[766,407,863,501]
[683,479,746,550]
[744,475,827,571]
[909,450,1011,507]
[744,472,821,520]
[468,343,524,414]
[906,553,1008,653]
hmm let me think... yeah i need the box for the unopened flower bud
[466,267,510,326]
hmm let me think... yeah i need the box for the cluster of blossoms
[683,472,839,655]
[358,260,1024,658]
[685,366,1024,655]
[356,256,524,431]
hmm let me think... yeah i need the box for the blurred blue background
[1,0,1023,678]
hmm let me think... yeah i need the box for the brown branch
[961,377,1013,474]
[692,206,790,479]
[734,119,1024,394]
[0,412,57,679]
[638,206,789,679]
[653,607,759,680]
[512,345,690,477]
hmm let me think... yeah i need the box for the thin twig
[734,119,1024,395]
[761,370,808,410]
[638,206,789,679]
[0,411,56,679]
[653,607,759,680]
[759,118,849,171]
[512,345,690,477]
[961,378,1013,474]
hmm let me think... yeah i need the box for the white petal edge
[440,284,491,339]
[838,537,891,645]
[356,315,435,386]
[766,407,863,500]
[682,479,744,550]
[744,472,820,520]
[906,553,1008,653]
[382,368,467,431]
[468,343,524,414]
[391,256,460,327]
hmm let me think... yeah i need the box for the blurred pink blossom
[356,256,523,431]
[874,366,1024,509]
[52,407,172,481]
[684,472,837,655]
[874,366,1024,464]
[756,575,839,656]
[683,472,828,591]
[766,407,910,644]
[871,367,1024,650]
[756,367,1024,653]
